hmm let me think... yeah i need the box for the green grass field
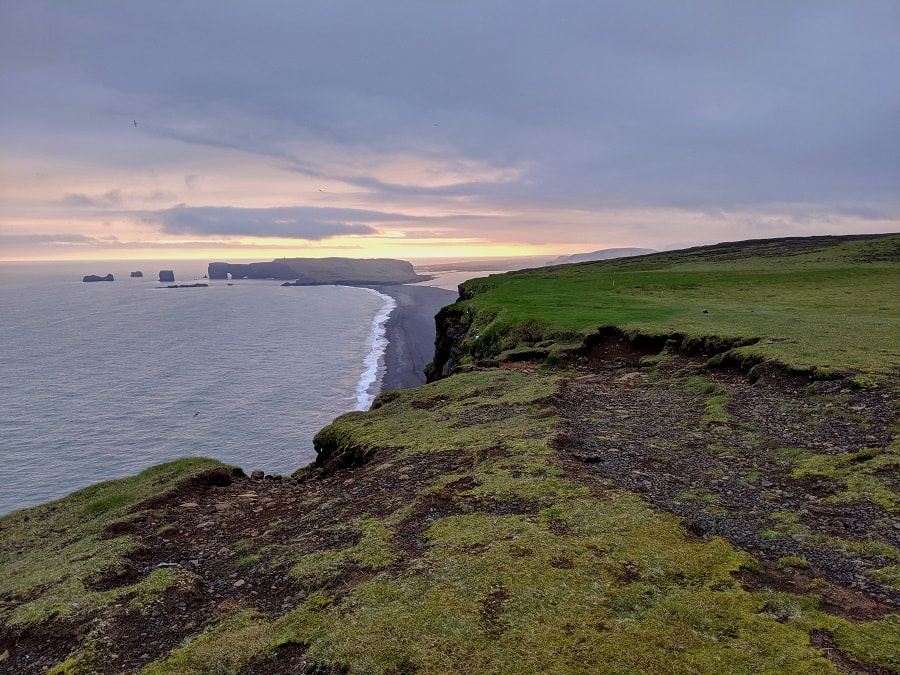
[450,234,899,375]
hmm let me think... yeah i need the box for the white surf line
[353,288,397,411]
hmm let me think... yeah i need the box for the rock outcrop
[130,271,143,278]
[82,274,114,282]
[158,270,175,283]
[208,261,299,281]
[546,248,657,265]
[428,303,470,380]
[209,257,422,285]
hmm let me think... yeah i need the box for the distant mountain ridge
[547,247,657,265]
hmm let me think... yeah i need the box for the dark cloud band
[143,205,380,239]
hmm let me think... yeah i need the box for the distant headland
[208,257,427,285]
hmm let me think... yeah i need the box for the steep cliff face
[428,275,532,381]
[428,304,471,381]
[427,278,518,381]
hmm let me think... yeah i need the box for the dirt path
[553,341,899,616]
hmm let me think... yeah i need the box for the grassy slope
[0,459,226,627]
[150,371,896,673]
[2,235,898,673]
[449,234,899,376]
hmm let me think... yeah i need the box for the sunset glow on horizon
[2,2,897,263]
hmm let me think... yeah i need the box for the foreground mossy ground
[0,458,226,628]
[2,234,897,673]
[3,368,897,673]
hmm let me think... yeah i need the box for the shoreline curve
[364,284,458,394]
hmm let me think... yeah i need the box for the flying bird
[133,120,137,127]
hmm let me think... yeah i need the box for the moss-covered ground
[1,234,897,673]
[0,458,229,629]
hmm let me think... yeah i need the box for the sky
[1,1,898,262]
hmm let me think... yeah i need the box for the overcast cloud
[145,205,391,239]
[1,0,897,260]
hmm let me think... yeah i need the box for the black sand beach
[368,284,458,391]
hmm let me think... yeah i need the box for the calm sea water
[0,261,394,515]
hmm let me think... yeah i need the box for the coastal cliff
[2,234,898,673]
[208,257,422,285]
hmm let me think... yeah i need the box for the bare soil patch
[554,351,899,619]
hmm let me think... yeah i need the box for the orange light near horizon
[0,230,593,263]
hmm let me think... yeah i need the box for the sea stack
[130,271,143,278]
[159,270,175,283]
[83,274,114,282]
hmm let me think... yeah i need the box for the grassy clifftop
[1,234,898,673]
[431,233,899,379]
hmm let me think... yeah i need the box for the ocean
[0,261,394,515]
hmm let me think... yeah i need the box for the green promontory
[2,234,898,673]
[430,233,900,379]
[208,258,422,285]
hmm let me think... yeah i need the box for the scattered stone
[233,579,246,588]
[250,470,265,480]
[180,502,200,508]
